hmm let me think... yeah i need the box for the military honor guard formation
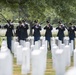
[0,19,76,75]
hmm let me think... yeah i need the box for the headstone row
[0,41,13,75]
[51,36,76,75]
[11,36,48,75]
[0,36,76,75]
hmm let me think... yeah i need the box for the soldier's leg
[69,38,71,43]
[34,36,36,44]
[18,37,20,42]
[59,37,64,43]
[73,39,75,49]
[7,36,12,50]
[46,36,51,50]
[62,37,64,43]
[49,40,51,50]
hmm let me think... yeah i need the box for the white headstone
[31,45,34,52]
[20,40,25,47]
[11,40,15,53]
[65,67,76,75]
[16,45,22,65]
[51,46,58,69]
[69,40,74,56]
[30,36,34,45]
[0,51,13,75]
[1,40,7,47]
[51,37,55,45]
[64,37,69,45]
[25,42,31,49]
[55,37,59,46]
[40,46,47,71]
[64,45,71,67]
[31,50,45,75]
[74,50,76,67]
[34,41,40,50]
[13,42,19,58]
[21,47,30,74]
[58,40,62,49]
[0,46,11,55]
[55,49,65,75]
[60,44,65,49]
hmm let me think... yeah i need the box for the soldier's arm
[25,24,29,29]
[63,27,65,31]
[4,24,8,28]
[50,26,53,30]
[73,26,76,31]
[12,25,14,30]
[56,27,59,30]
[38,26,41,30]
[44,26,47,29]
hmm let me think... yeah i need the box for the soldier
[22,20,29,41]
[44,21,53,50]
[32,20,41,42]
[16,20,29,42]
[4,20,14,51]
[56,21,65,43]
[16,21,22,42]
[67,23,76,43]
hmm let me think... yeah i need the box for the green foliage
[0,0,76,24]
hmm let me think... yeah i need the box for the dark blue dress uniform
[67,26,76,43]
[32,25,41,41]
[4,24,14,50]
[22,20,29,40]
[16,24,28,42]
[56,25,65,43]
[44,25,53,49]
[23,24,29,40]
[16,25,21,42]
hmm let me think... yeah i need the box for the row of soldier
[0,20,76,51]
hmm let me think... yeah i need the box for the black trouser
[34,36,40,42]
[7,36,12,50]
[45,36,51,50]
[59,37,64,43]
[18,37,20,43]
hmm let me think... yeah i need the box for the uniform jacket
[4,24,14,36]
[23,24,29,38]
[16,24,28,40]
[67,26,76,40]
[44,25,53,37]
[32,25,41,37]
[56,26,65,38]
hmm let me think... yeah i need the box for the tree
[0,0,76,23]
